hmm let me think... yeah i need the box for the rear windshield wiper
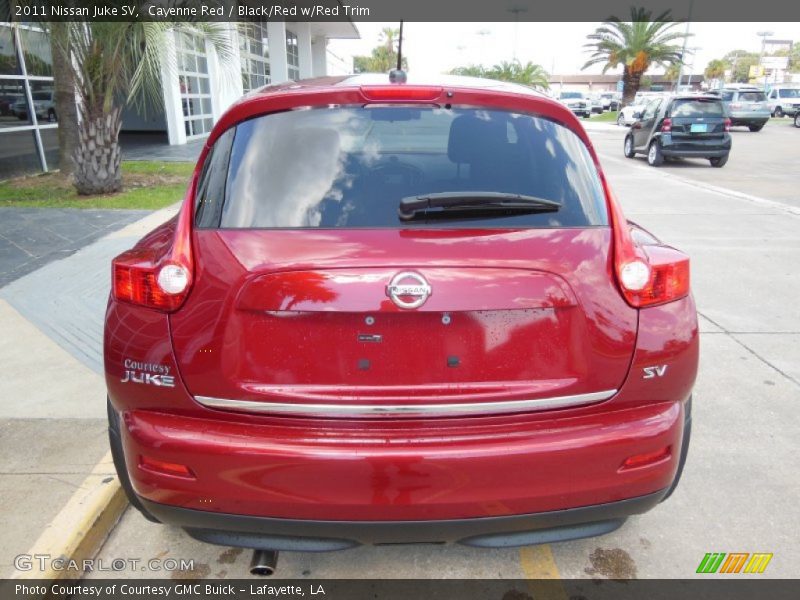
[398,191,561,221]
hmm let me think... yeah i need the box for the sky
[328,22,799,77]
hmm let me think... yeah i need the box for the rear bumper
[660,134,731,158]
[140,489,668,551]
[116,399,686,523]
[728,112,769,124]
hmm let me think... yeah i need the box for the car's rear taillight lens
[618,247,690,308]
[661,117,672,132]
[113,252,192,312]
[724,118,731,132]
[605,185,690,308]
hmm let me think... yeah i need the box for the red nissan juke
[105,74,698,566]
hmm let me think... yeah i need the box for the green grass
[589,110,620,122]
[0,161,194,209]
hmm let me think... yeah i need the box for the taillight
[605,185,690,308]
[360,85,442,101]
[661,117,672,132]
[724,118,731,132]
[618,246,690,308]
[113,253,191,312]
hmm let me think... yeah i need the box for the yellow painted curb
[13,450,128,581]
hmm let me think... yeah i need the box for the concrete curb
[12,451,127,581]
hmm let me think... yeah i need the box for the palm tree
[704,59,728,83]
[582,8,687,106]
[451,60,549,89]
[664,62,682,89]
[52,23,231,195]
[353,27,408,74]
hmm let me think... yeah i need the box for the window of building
[238,22,270,93]
[176,31,214,140]
[0,23,58,178]
[286,30,300,80]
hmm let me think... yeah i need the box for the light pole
[684,46,701,89]
[508,6,528,61]
[676,0,694,90]
[757,31,774,90]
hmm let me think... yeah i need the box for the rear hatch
[669,97,727,138]
[170,103,638,416]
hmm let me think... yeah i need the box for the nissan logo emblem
[386,272,431,309]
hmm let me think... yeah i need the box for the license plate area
[690,123,708,133]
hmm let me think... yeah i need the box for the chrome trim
[194,389,617,418]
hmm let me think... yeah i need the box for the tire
[773,106,784,118]
[709,154,729,168]
[647,140,664,166]
[623,135,636,158]
[794,113,800,128]
[617,113,625,126]
[748,123,764,132]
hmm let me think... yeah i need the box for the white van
[766,86,800,118]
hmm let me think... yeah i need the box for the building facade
[0,21,358,179]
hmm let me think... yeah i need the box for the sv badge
[643,365,668,379]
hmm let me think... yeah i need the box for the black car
[623,94,732,167]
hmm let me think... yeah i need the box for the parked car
[106,74,697,564]
[12,90,56,122]
[601,92,621,111]
[624,94,731,167]
[618,98,651,126]
[589,93,604,114]
[710,86,770,131]
[795,111,800,128]
[557,91,591,118]
[767,86,800,118]
[0,93,23,116]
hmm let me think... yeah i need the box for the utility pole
[508,6,527,61]
[757,31,774,90]
[676,0,694,90]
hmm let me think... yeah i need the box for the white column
[267,21,289,84]
[161,31,186,146]
[296,22,313,79]
[311,36,328,77]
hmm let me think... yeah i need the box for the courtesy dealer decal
[120,358,175,387]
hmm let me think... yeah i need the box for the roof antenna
[389,21,407,83]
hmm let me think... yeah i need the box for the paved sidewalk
[0,208,147,288]
[0,205,178,578]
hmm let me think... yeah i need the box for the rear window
[205,107,607,229]
[559,92,583,99]
[739,91,766,102]
[670,99,724,118]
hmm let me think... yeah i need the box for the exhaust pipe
[249,550,278,576]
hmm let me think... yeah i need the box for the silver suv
[711,86,770,132]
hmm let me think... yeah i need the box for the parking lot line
[520,545,568,599]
